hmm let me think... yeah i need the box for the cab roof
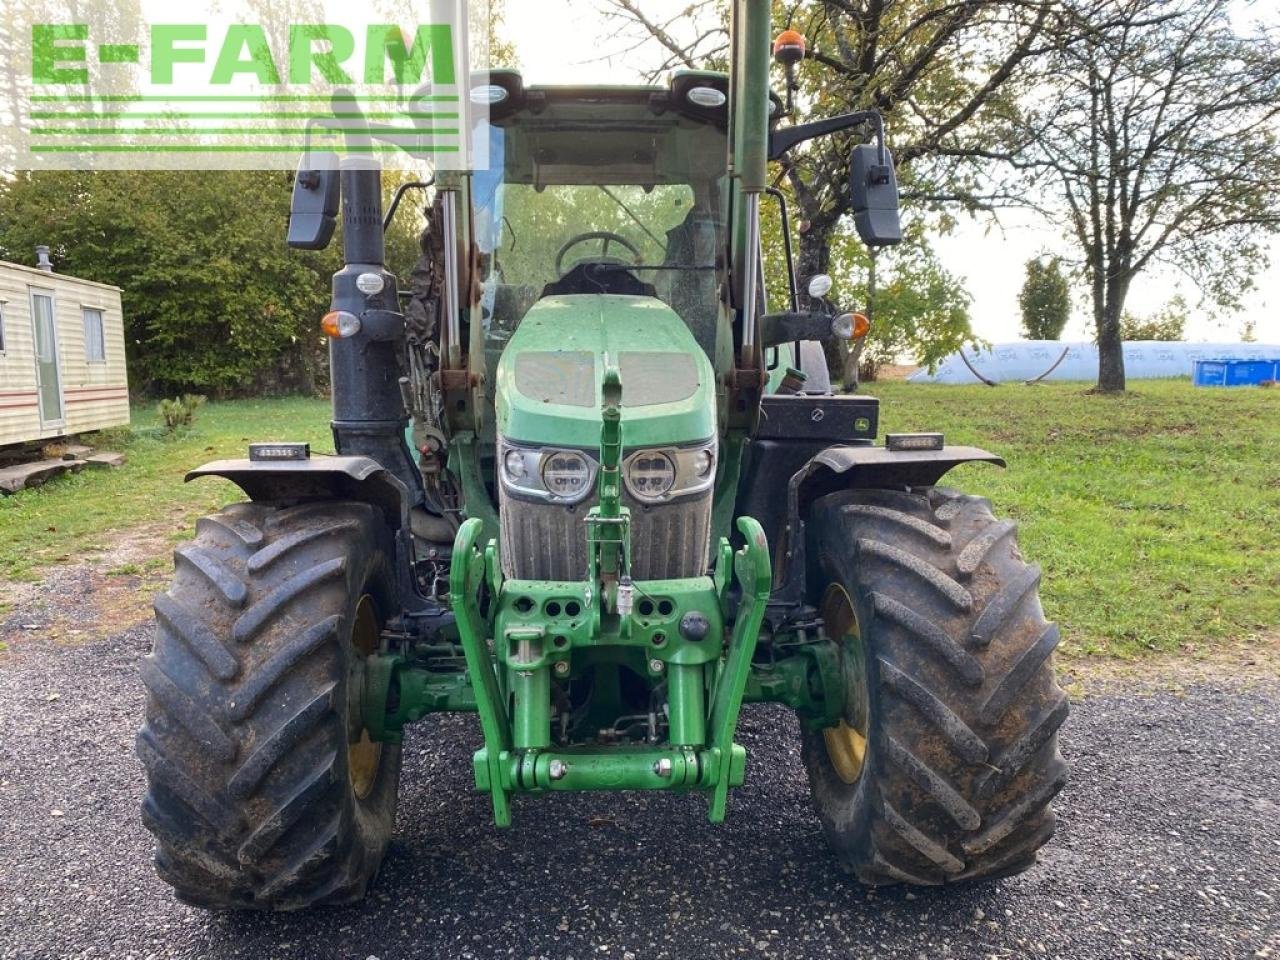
[475,71,743,187]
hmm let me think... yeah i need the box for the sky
[502,0,1280,345]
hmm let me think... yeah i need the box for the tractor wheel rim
[347,595,383,801]
[820,584,870,786]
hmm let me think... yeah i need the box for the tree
[1118,295,1186,342]
[600,0,1057,386]
[851,227,974,379]
[0,170,333,395]
[462,0,518,71]
[1018,256,1071,340]
[759,205,974,381]
[995,0,1280,391]
[0,170,426,396]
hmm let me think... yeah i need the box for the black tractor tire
[138,501,403,910]
[801,487,1068,885]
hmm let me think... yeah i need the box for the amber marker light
[321,310,361,339]
[831,313,872,340]
[773,29,807,66]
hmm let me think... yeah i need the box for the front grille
[499,486,711,581]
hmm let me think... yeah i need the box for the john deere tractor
[138,2,1067,910]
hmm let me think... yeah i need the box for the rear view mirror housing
[850,144,902,247]
[287,154,340,250]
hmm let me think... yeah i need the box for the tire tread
[138,502,400,911]
[802,488,1068,886]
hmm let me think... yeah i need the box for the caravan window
[83,308,105,362]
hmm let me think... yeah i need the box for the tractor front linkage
[360,368,814,826]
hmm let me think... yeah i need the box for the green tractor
[138,3,1067,910]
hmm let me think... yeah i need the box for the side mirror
[287,153,340,250]
[850,143,901,247]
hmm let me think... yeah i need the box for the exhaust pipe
[35,245,53,272]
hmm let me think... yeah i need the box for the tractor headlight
[623,442,716,503]
[541,450,593,500]
[498,443,597,504]
[626,452,676,499]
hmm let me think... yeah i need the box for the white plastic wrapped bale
[908,341,1280,384]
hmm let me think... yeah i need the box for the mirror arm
[761,311,837,348]
[383,179,435,232]
[764,187,799,312]
[768,109,885,161]
[765,184,804,371]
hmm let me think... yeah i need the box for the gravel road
[1,606,1277,960]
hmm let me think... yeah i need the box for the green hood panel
[496,295,716,448]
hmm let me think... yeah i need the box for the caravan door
[29,289,64,427]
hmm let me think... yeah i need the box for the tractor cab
[472,72,740,374]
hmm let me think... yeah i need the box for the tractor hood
[495,294,716,449]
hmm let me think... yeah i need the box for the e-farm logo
[2,1,485,171]
[31,24,456,88]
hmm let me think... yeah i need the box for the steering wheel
[555,231,643,277]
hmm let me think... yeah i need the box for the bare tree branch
[1007,0,1280,389]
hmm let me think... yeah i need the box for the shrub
[158,394,207,432]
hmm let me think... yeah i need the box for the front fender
[771,443,1005,608]
[186,455,409,530]
[789,444,1005,513]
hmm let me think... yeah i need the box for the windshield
[471,99,729,355]
[486,183,696,286]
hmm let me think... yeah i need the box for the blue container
[1193,358,1280,387]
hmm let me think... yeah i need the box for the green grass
[0,397,334,580]
[862,379,1280,658]
[1,381,1276,659]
